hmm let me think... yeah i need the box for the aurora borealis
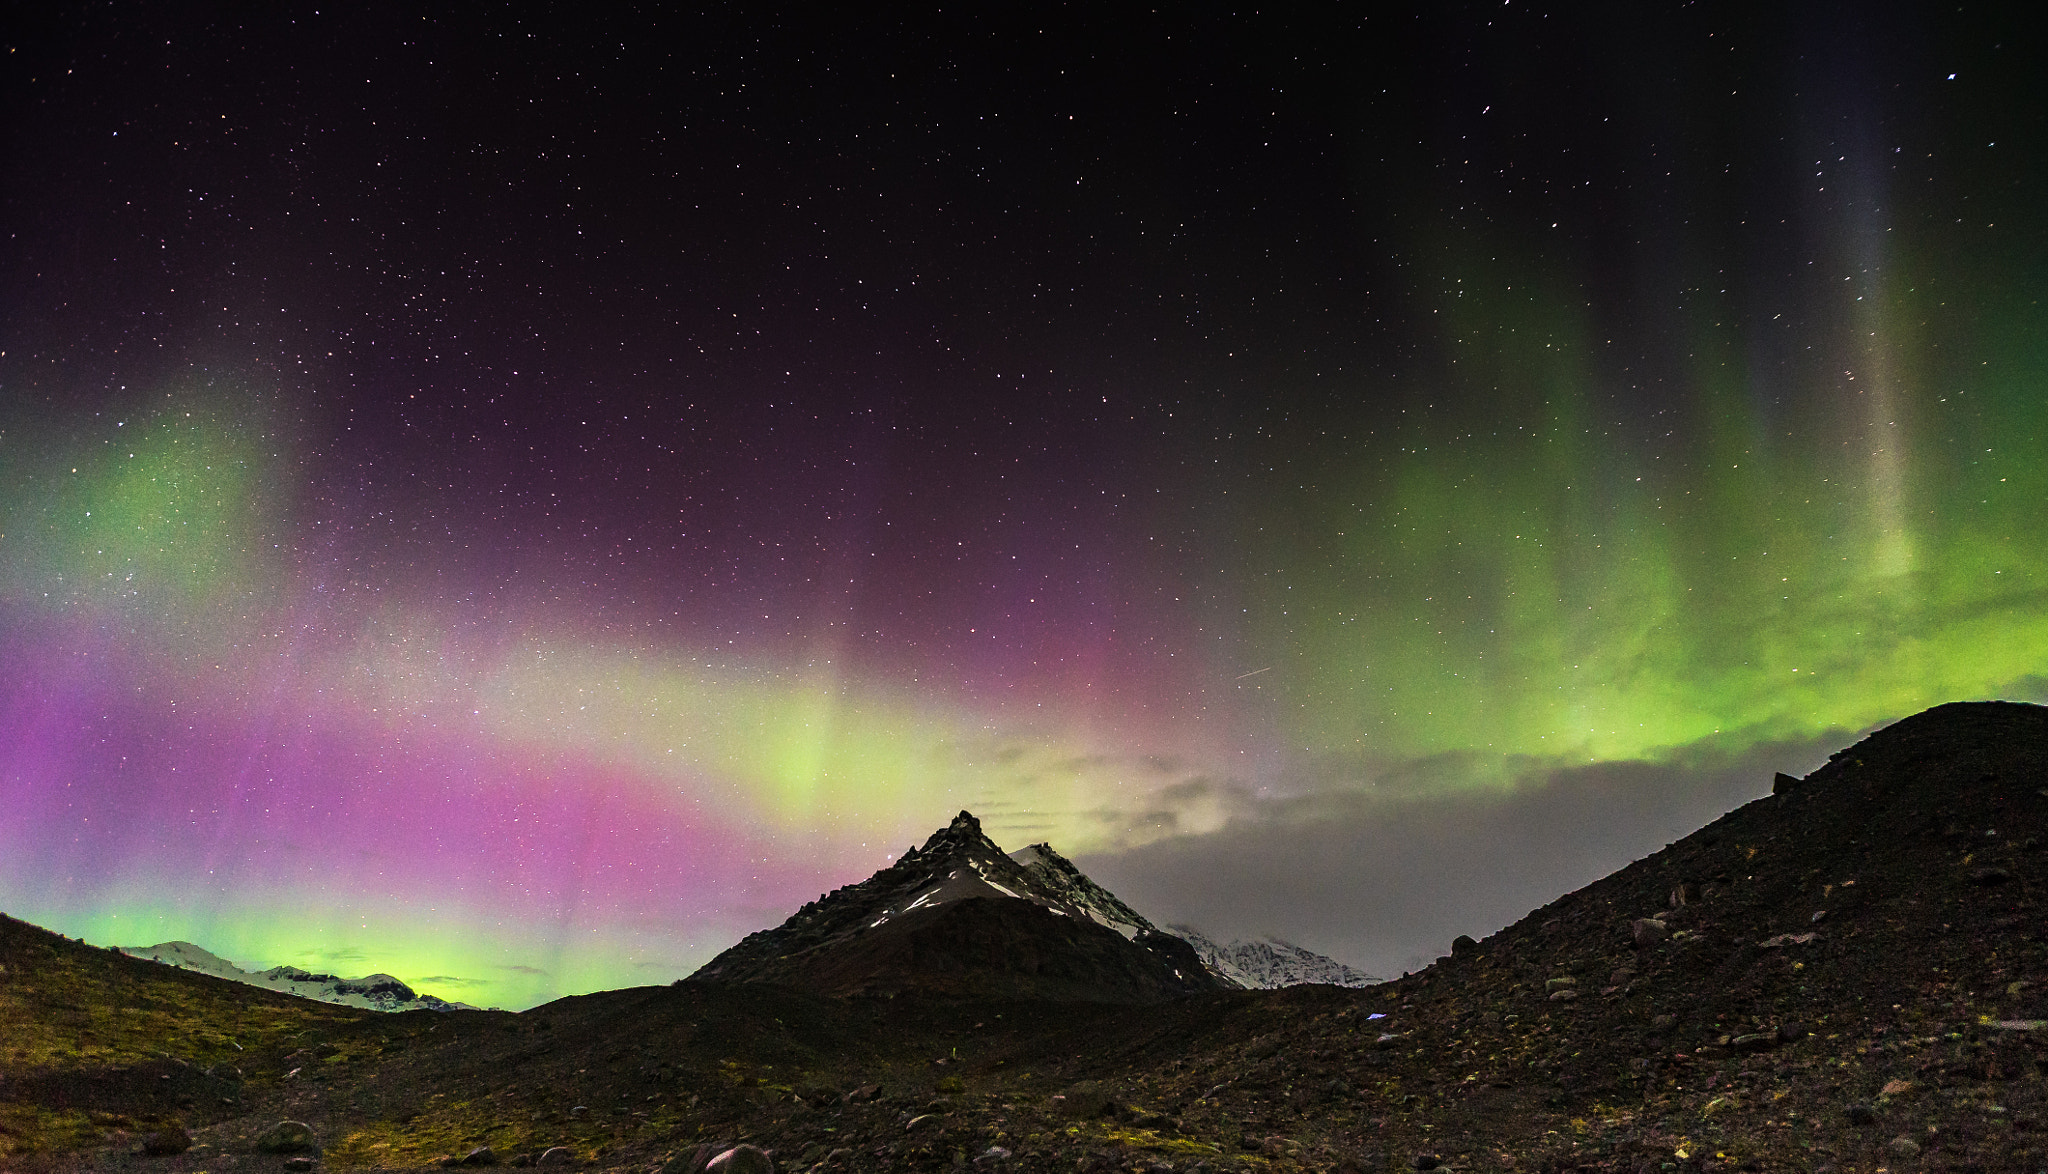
[3,6,2043,1005]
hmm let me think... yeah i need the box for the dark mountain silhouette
[688,811,1220,1002]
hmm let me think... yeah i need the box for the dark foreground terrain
[5,701,2046,1172]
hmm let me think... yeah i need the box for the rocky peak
[909,810,996,857]
[688,810,1224,1000]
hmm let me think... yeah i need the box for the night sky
[3,5,2043,1008]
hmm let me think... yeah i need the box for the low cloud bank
[1079,731,1850,979]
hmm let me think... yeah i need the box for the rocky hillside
[1128,699,2048,1173]
[688,811,1221,1002]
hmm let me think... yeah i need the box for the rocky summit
[688,811,1221,1002]
[2,701,2045,1173]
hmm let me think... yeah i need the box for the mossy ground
[0,924,363,1073]
[0,1105,101,1161]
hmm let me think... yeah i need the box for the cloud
[1078,727,1856,981]
[1999,674,2048,705]
[301,947,369,965]
[415,974,486,986]
[496,963,551,976]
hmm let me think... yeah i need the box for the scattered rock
[1732,1033,1777,1053]
[141,1125,192,1156]
[1670,882,1698,908]
[1888,1136,1921,1157]
[1970,866,2012,886]
[569,1105,589,1118]
[705,1145,774,1174]
[1548,988,1579,1001]
[1543,977,1576,991]
[1631,918,1669,945]
[1777,1022,1809,1043]
[1845,1102,1876,1125]
[1056,1081,1114,1117]
[1410,1154,1442,1170]
[256,1120,319,1154]
[536,1147,575,1166]
[460,1146,499,1167]
[660,1145,713,1174]
[842,1083,881,1103]
[285,1159,316,1172]
[974,1146,1012,1164]
[906,1113,941,1131]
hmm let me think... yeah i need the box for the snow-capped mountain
[115,940,474,1011]
[1166,925,1382,989]
[689,811,1222,1002]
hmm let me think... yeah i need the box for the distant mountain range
[1164,924,1382,989]
[689,810,1377,1001]
[110,816,1378,1017]
[115,940,473,1011]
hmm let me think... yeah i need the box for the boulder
[705,1145,775,1174]
[1056,1081,1114,1118]
[141,1126,192,1156]
[256,1120,319,1154]
[659,1143,714,1174]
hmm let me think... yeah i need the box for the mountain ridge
[1165,924,1383,989]
[114,940,475,1012]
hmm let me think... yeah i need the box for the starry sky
[2,4,2043,1007]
